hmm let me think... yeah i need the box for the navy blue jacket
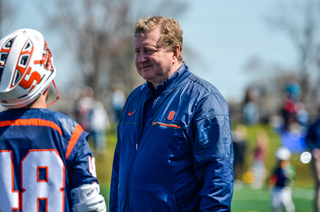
[110,63,234,212]
[306,118,320,151]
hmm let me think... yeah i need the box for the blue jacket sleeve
[306,121,320,151]
[191,94,234,212]
[109,140,120,212]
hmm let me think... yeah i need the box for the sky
[3,0,299,103]
[177,1,297,102]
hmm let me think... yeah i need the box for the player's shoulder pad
[45,110,85,139]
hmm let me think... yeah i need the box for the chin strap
[46,80,60,106]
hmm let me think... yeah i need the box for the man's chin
[140,71,154,80]
[142,76,153,81]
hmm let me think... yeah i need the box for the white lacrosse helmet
[275,146,291,161]
[0,28,57,108]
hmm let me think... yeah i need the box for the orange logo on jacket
[167,111,175,120]
[128,111,136,116]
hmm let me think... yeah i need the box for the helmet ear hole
[5,38,15,48]
[0,67,3,82]
[20,55,29,67]
[1,53,7,62]
[24,42,31,50]
[13,70,21,86]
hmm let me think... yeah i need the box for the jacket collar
[146,62,190,98]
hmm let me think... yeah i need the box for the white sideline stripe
[292,188,314,200]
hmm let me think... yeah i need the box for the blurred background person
[243,87,259,125]
[90,100,110,156]
[268,147,296,212]
[285,76,301,103]
[297,102,309,129]
[75,86,95,132]
[111,88,126,123]
[281,96,298,132]
[252,130,268,189]
[232,124,248,182]
[280,76,306,132]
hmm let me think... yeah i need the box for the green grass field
[99,184,315,211]
[232,184,314,212]
[95,124,316,211]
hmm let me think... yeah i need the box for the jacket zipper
[127,91,153,209]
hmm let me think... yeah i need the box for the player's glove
[71,183,106,212]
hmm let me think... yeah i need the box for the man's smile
[140,64,153,69]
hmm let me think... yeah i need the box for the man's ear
[172,44,180,62]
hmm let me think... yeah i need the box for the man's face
[134,26,175,87]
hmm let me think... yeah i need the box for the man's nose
[138,52,147,63]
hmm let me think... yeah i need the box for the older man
[110,15,234,212]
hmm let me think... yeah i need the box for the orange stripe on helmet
[0,118,62,135]
[66,124,83,160]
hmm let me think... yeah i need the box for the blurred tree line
[0,0,187,102]
[2,0,320,118]
[42,0,188,101]
[241,0,320,122]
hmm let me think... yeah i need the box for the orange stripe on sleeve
[66,124,84,160]
[0,119,62,135]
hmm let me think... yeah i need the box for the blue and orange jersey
[0,108,98,212]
